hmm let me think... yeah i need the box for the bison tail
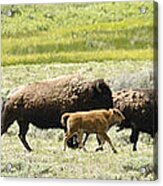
[61,113,70,128]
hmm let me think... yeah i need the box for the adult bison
[1,75,113,151]
[113,89,158,151]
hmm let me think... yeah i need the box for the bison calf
[61,108,125,153]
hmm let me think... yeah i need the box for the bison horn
[96,81,102,93]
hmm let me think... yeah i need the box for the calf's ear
[108,109,114,117]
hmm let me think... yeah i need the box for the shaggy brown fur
[61,108,125,153]
[113,88,158,151]
[1,75,113,151]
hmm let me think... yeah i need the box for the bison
[61,108,125,153]
[1,75,113,151]
[113,88,158,151]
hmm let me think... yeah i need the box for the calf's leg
[63,132,76,151]
[77,131,86,151]
[96,134,102,146]
[67,135,78,149]
[95,134,105,152]
[64,123,78,149]
[101,133,117,153]
[82,133,89,146]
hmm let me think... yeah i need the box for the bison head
[90,79,113,108]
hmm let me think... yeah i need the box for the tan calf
[61,108,125,153]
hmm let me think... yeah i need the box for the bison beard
[113,89,158,151]
[1,75,113,151]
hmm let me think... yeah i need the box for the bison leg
[101,133,117,153]
[82,133,90,146]
[63,132,76,151]
[64,126,78,149]
[96,134,102,145]
[130,129,139,151]
[77,131,86,151]
[83,133,103,151]
[64,125,78,148]
[95,134,104,152]
[1,105,15,136]
[1,122,12,136]
[18,121,32,152]
[67,135,78,149]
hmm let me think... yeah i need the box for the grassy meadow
[1,1,157,180]
[1,2,154,66]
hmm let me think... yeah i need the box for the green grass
[1,2,154,66]
[1,2,154,37]
[2,49,153,66]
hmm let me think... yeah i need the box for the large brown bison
[1,75,113,151]
[113,89,158,151]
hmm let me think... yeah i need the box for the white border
[0,0,162,186]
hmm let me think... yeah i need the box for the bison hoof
[95,147,104,152]
[82,147,87,152]
[28,149,33,152]
[79,146,87,152]
[133,147,137,151]
[26,147,33,152]
[113,149,118,154]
